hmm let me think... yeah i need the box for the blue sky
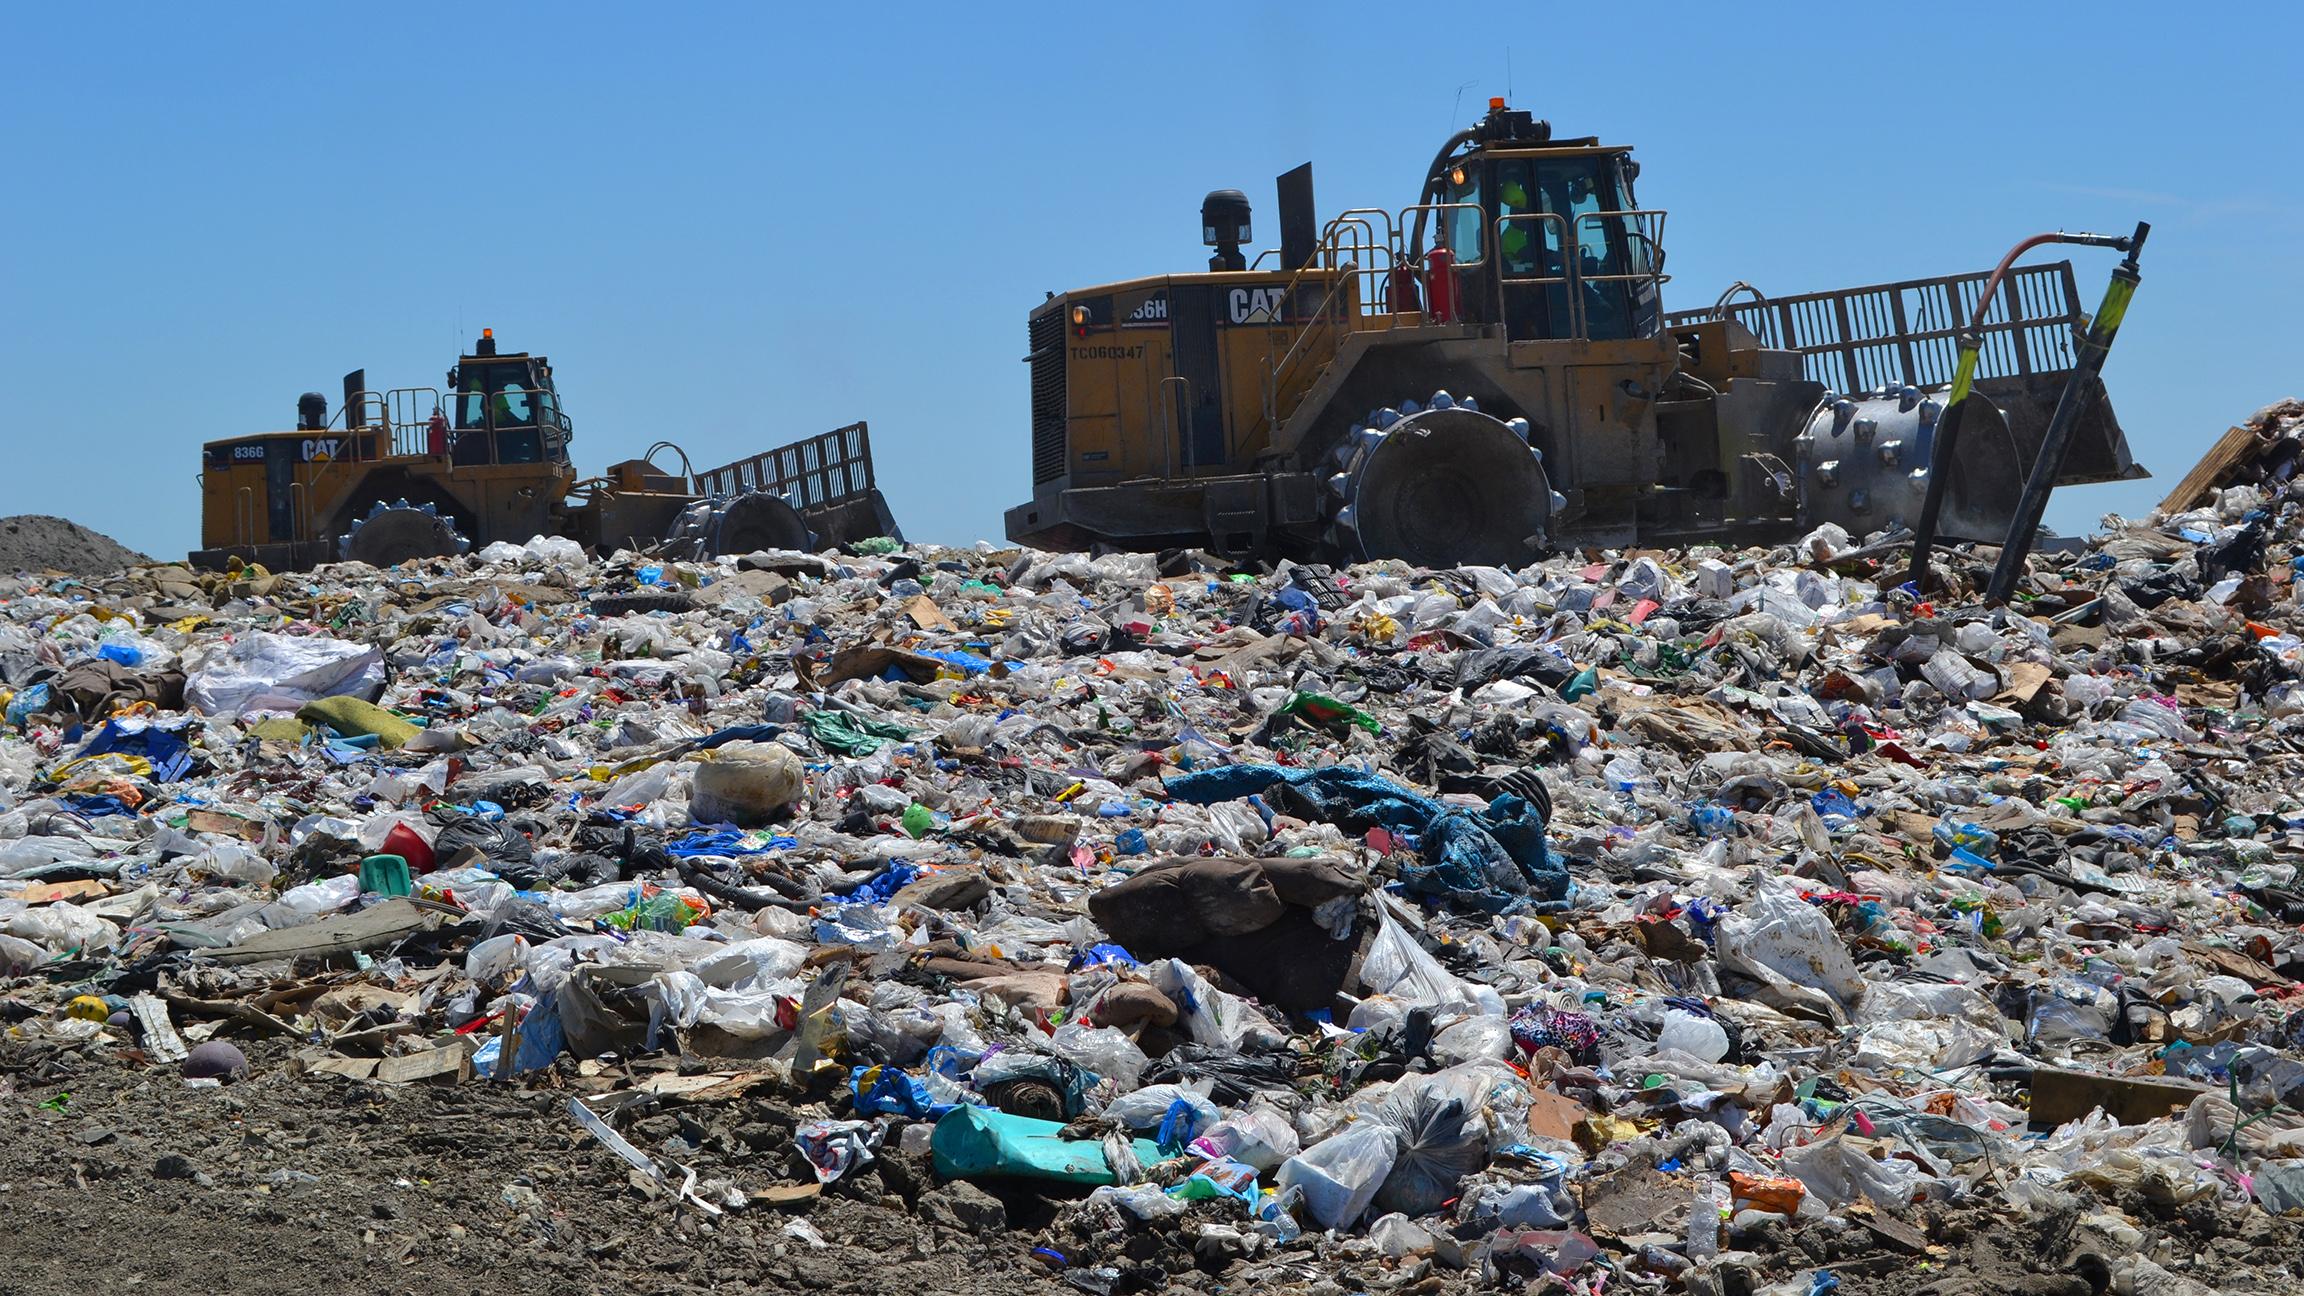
[3,3,2295,560]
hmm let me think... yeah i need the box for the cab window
[1494,160,1562,276]
[1443,167,1485,264]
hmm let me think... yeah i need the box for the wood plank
[210,898,433,964]
[376,1041,474,1084]
[2159,425,2263,514]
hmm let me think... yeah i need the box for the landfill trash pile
[0,515,150,578]
[8,410,2304,1295]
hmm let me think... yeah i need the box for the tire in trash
[589,590,696,616]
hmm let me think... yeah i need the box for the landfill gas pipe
[1984,222,2150,603]
[1901,224,2148,592]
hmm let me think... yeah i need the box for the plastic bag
[1145,958,1284,1051]
[1373,1074,1489,1216]
[1190,1106,1301,1172]
[689,741,803,826]
[1277,1121,1401,1231]
[0,899,116,955]
[1360,900,1498,1014]
[1046,1022,1147,1090]
[276,873,361,915]
[1433,1014,1514,1064]
[0,931,48,972]
[1104,1082,1219,1138]
[1717,884,1865,1011]
[1369,1212,1436,1257]
[690,936,808,989]
[184,632,385,717]
[1774,1132,1926,1207]
[1655,1009,1730,1063]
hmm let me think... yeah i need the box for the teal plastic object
[358,853,412,896]
[930,1105,1165,1186]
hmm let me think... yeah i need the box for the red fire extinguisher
[1424,245,1457,324]
[1387,262,1423,315]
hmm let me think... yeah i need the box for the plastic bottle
[1687,1179,1728,1262]
[1931,815,1999,857]
[1604,755,1646,793]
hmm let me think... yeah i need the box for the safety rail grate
[696,422,877,508]
[1665,261,2086,393]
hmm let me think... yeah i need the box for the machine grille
[1029,308,1067,484]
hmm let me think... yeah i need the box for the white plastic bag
[1277,1121,1401,1231]
[276,873,361,915]
[1146,958,1284,1051]
[688,741,803,826]
[1191,1106,1301,1172]
[1717,883,1865,1011]
[184,633,385,717]
[1775,1132,1927,1207]
[1105,1083,1219,1137]
[1433,1014,1514,1064]
[1359,900,1499,1015]
[0,899,116,955]
[691,936,808,989]
[1047,1021,1148,1090]
[1656,1009,1730,1063]
[0,931,48,971]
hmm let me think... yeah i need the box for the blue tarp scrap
[76,720,196,783]
[838,859,922,905]
[922,649,992,676]
[665,829,798,858]
[1163,763,1570,912]
[1069,942,1138,971]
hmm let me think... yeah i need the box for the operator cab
[445,329,573,467]
[1427,102,1664,342]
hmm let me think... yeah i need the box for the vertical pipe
[1985,222,2149,603]
[1901,337,1982,590]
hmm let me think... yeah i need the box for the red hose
[1969,233,2083,338]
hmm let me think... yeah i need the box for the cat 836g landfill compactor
[192,329,900,570]
[1006,99,2146,567]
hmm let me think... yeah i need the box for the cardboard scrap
[905,594,955,632]
[376,1040,475,1084]
[14,879,108,905]
[1524,1087,1591,1143]
[186,808,266,841]
[2028,1065,2214,1128]
[1996,661,2054,704]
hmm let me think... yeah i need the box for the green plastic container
[358,854,412,896]
[930,1105,1165,1186]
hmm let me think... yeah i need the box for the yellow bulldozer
[193,329,899,570]
[1006,99,2146,567]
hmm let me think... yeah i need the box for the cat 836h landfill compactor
[192,329,900,570]
[1006,99,2145,567]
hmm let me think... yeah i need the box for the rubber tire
[590,590,696,616]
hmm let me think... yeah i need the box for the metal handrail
[1401,201,1489,269]
[1494,211,1579,337]
[1572,209,1671,290]
[1158,375,1193,478]
[1258,262,1359,431]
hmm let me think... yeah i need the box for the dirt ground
[0,516,149,578]
[0,1034,1068,1296]
[3,1033,2298,1296]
